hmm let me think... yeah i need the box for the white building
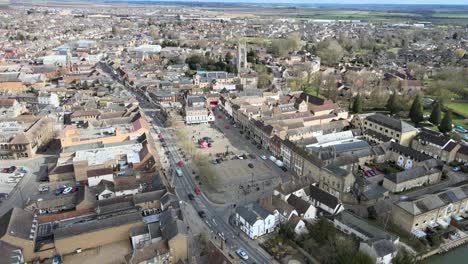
[359,239,397,264]
[38,93,60,108]
[235,203,276,239]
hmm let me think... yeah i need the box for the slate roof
[287,194,312,215]
[0,208,35,241]
[161,219,187,241]
[366,113,416,133]
[368,238,397,257]
[236,206,261,225]
[388,142,432,162]
[309,184,339,209]
[415,128,454,148]
[54,212,142,240]
[133,189,167,204]
[384,166,435,184]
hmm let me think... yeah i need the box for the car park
[236,249,249,260]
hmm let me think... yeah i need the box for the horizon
[104,0,468,6]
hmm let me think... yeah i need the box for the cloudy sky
[152,0,467,5]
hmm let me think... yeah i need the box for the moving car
[188,193,195,200]
[194,186,202,195]
[198,210,206,218]
[236,249,249,260]
[176,168,183,177]
[178,160,185,167]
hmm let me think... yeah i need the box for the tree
[409,94,424,125]
[350,251,373,264]
[316,38,344,66]
[386,92,401,115]
[352,94,363,114]
[278,221,296,241]
[429,100,442,125]
[224,52,233,63]
[438,110,453,134]
[454,48,466,60]
[392,248,415,264]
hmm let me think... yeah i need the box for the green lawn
[446,103,468,117]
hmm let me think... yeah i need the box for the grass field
[446,103,468,117]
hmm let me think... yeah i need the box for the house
[456,145,468,164]
[87,167,114,187]
[287,194,316,220]
[0,99,22,118]
[356,113,418,146]
[359,238,397,264]
[391,182,468,234]
[38,93,60,108]
[0,72,25,93]
[235,203,276,239]
[382,160,442,193]
[308,184,344,216]
[411,128,460,162]
[290,215,308,235]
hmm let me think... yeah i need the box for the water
[423,244,468,264]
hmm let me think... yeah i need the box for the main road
[132,97,274,264]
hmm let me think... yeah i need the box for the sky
[149,0,468,5]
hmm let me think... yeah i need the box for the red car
[224,125,230,129]
[194,186,202,195]
[178,160,185,167]
[71,187,79,193]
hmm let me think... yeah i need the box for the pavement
[0,155,51,217]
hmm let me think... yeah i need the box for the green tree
[392,248,415,264]
[438,110,453,134]
[316,38,344,66]
[429,100,442,125]
[352,94,363,114]
[278,221,296,241]
[386,92,401,115]
[224,52,233,63]
[409,94,424,125]
[350,251,373,264]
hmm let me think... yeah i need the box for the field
[446,103,468,117]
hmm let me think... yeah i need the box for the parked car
[6,178,18,183]
[71,187,79,193]
[248,154,256,159]
[20,166,27,173]
[260,155,267,160]
[38,186,49,192]
[2,168,9,173]
[452,166,461,172]
[248,163,254,168]
[55,187,65,196]
[0,193,9,200]
[62,187,73,195]
[236,249,249,260]
[39,176,50,182]
[281,166,288,172]
[7,166,16,173]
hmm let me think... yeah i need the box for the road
[101,62,275,263]
[145,105,273,264]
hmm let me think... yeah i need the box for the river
[423,244,468,264]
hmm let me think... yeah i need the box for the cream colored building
[391,182,468,234]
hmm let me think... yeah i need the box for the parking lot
[0,166,26,196]
[174,111,286,205]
